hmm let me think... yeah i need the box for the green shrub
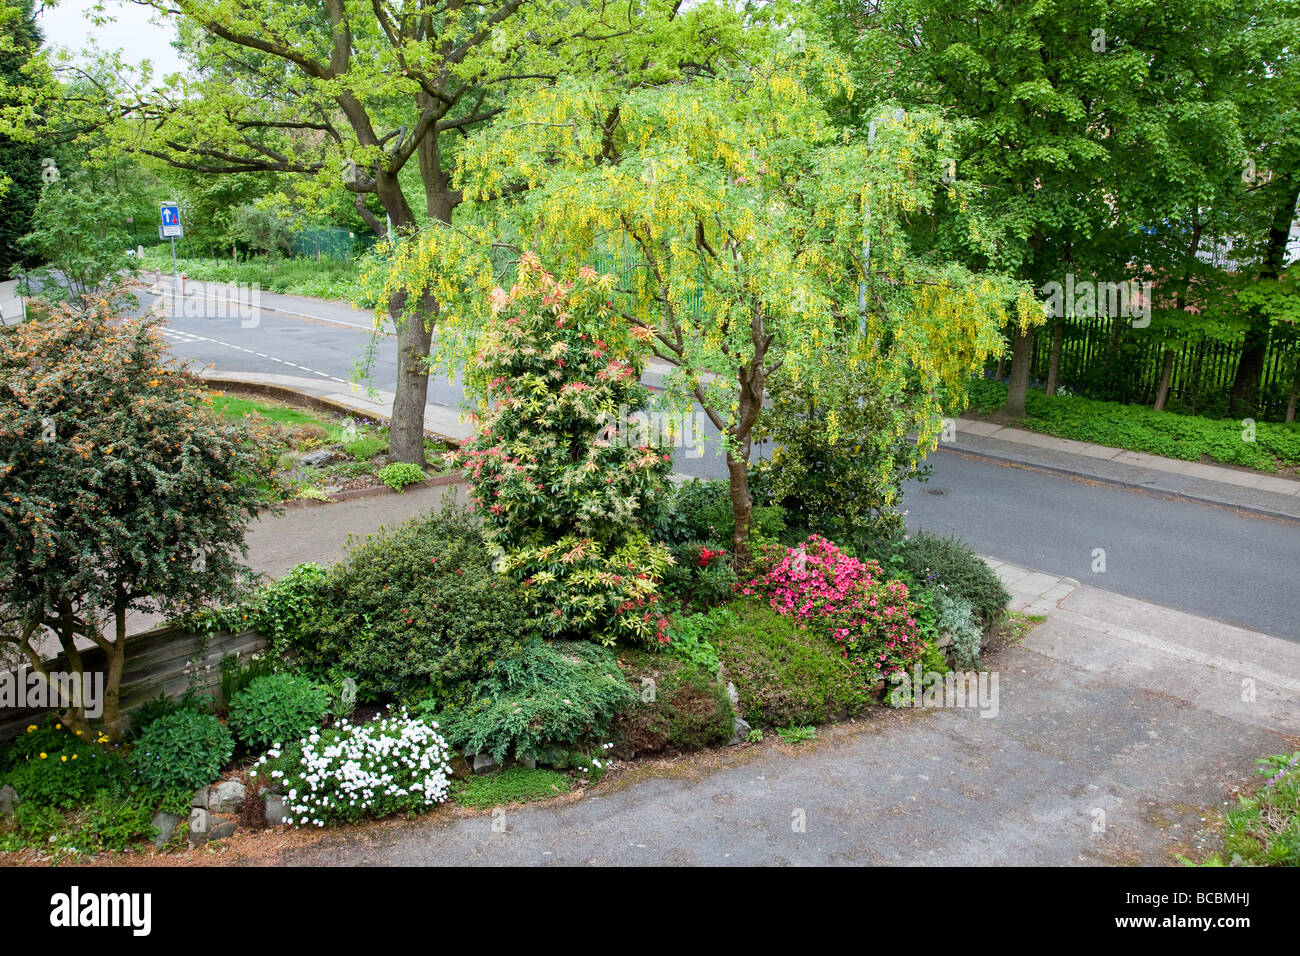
[378,461,426,491]
[432,640,637,762]
[228,673,331,750]
[662,605,736,675]
[896,531,1010,630]
[287,509,540,706]
[174,561,331,661]
[712,600,873,727]
[220,652,275,708]
[752,362,930,547]
[612,649,734,755]
[128,710,233,793]
[125,687,209,741]
[501,533,673,644]
[660,540,739,610]
[654,478,786,546]
[933,589,984,669]
[0,720,129,809]
[454,767,572,809]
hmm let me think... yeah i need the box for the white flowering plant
[250,707,453,827]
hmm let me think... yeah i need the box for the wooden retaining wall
[0,625,265,741]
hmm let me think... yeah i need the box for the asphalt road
[149,286,1300,642]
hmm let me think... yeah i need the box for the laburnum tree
[0,301,275,741]
[458,256,673,644]
[408,21,1037,562]
[46,0,743,464]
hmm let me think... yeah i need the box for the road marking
[161,326,347,384]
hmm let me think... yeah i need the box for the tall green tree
[0,0,46,274]
[401,19,1036,561]
[0,304,275,740]
[832,0,1251,418]
[59,0,733,464]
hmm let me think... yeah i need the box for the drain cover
[925,488,947,496]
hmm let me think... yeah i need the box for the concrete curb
[936,443,1300,525]
[193,373,466,449]
[277,471,464,509]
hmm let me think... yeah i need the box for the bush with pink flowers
[740,535,929,687]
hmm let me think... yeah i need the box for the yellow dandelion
[39,752,47,759]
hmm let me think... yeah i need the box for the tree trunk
[1230,177,1299,416]
[100,605,128,743]
[388,290,436,464]
[1045,318,1064,396]
[726,450,753,562]
[999,329,1033,419]
[1287,375,1299,423]
[1153,348,1176,411]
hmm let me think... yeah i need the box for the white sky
[35,0,188,77]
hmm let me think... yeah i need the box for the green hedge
[964,380,1300,471]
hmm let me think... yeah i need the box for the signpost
[160,202,183,305]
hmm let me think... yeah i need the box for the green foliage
[219,651,275,709]
[964,379,1300,470]
[662,605,736,675]
[1218,753,1300,866]
[776,725,817,744]
[453,766,572,809]
[289,510,539,705]
[432,640,637,762]
[377,461,425,492]
[126,687,209,741]
[933,589,983,670]
[895,532,1010,631]
[128,709,233,793]
[612,648,734,755]
[754,360,931,549]
[346,436,389,461]
[19,175,134,310]
[712,601,873,728]
[64,790,158,853]
[501,533,672,644]
[0,302,275,739]
[654,478,785,547]
[659,540,740,611]
[0,720,128,809]
[228,673,330,751]
[135,249,377,305]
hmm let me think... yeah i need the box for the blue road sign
[160,202,183,237]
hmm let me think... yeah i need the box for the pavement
[261,559,1299,867]
[947,417,1300,521]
